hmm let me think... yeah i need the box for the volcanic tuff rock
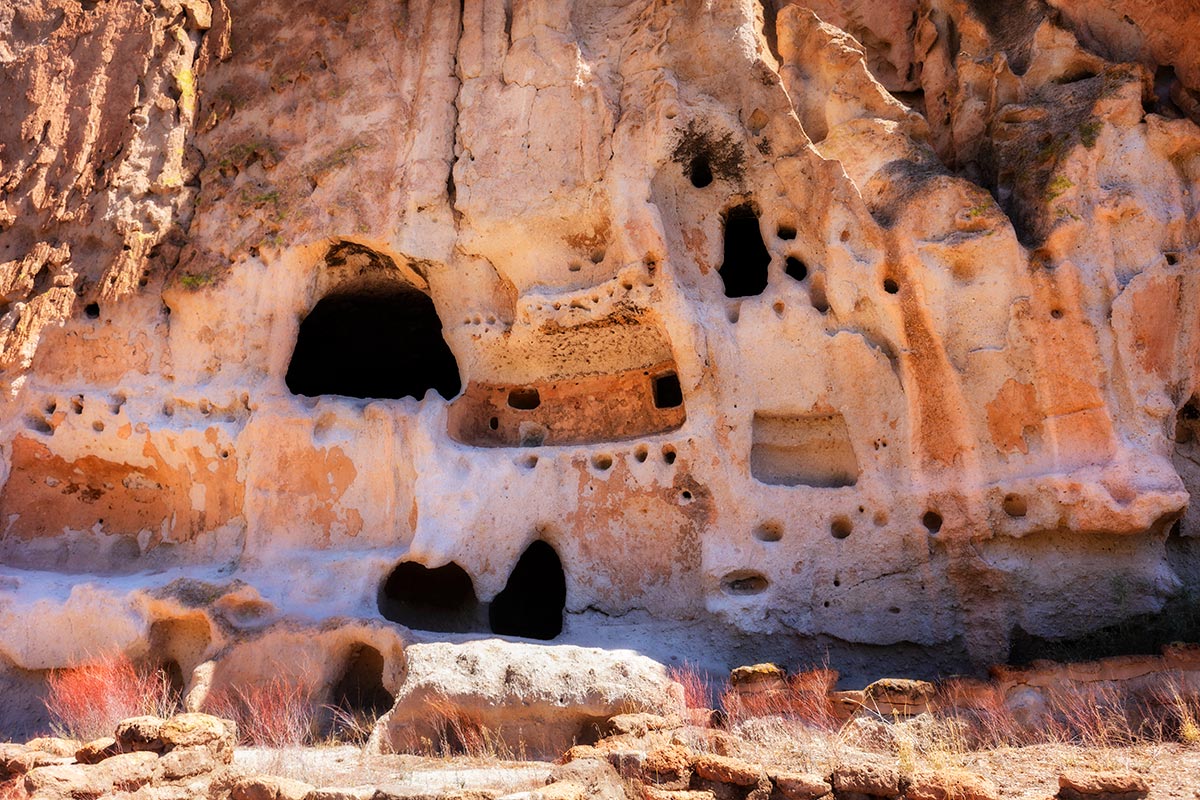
[2,0,1200,737]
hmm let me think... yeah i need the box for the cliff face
[2,0,1200,726]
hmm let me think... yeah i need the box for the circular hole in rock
[1003,493,1027,517]
[85,303,100,319]
[922,510,943,533]
[689,155,713,188]
[507,388,540,410]
[680,490,693,501]
[634,445,649,463]
[754,522,783,542]
[777,225,797,240]
[721,571,769,596]
[521,454,539,469]
[831,517,852,539]
[489,417,499,431]
[662,446,677,465]
[92,421,105,432]
[883,278,900,294]
[593,454,613,471]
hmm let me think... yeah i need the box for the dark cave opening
[785,256,807,282]
[377,561,482,633]
[652,372,683,409]
[718,203,771,298]
[330,643,393,718]
[489,540,566,641]
[285,286,461,401]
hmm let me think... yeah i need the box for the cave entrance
[377,561,483,633]
[330,643,393,719]
[285,285,461,401]
[718,203,770,298]
[489,540,566,640]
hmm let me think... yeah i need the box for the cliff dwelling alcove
[285,285,461,401]
[750,412,860,488]
[489,540,567,640]
[719,203,771,298]
[330,643,393,719]
[377,561,483,633]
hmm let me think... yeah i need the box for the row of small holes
[515,444,679,471]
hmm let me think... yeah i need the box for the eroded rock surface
[2,0,1200,728]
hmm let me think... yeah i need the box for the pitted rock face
[2,0,1200,703]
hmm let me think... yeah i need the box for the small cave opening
[330,643,393,719]
[286,285,461,401]
[160,658,186,707]
[785,256,807,282]
[489,540,566,641]
[378,561,483,633]
[689,155,714,188]
[652,372,683,409]
[508,387,541,410]
[718,204,770,298]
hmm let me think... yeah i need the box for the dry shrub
[323,704,379,747]
[420,693,523,760]
[206,678,314,748]
[1143,678,1200,744]
[44,651,178,741]
[936,678,1028,749]
[720,667,839,732]
[1041,684,1138,748]
[669,662,715,711]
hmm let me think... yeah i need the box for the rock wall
[3,0,1200,715]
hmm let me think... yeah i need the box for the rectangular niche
[750,412,859,488]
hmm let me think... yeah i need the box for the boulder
[548,756,630,800]
[371,641,684,757]
[729,664,787,689]
[907,770,999,800]
[232,774,317,800]
[638,789,715,800]
[770,772,831,800]
[0,744,71,778]
[640,745,693,789]
[599,712,679,738]
[304,788,377,800]
[691,754,763,786]
[158,745,220,780]
[24,762,110,799]
[861,679,936,718]
[1058,770,1150,800]
[103,750,160,791]
[75,737,119,765]
[159,713,237,763]
[115,716,166,753]
[830,762,901,798]
[24,737,78,757]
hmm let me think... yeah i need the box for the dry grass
[675,661,1200,784]
[419,693,527,761]
[43,651,178,742]
[669,662,714,712]
[205,678,314,748]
